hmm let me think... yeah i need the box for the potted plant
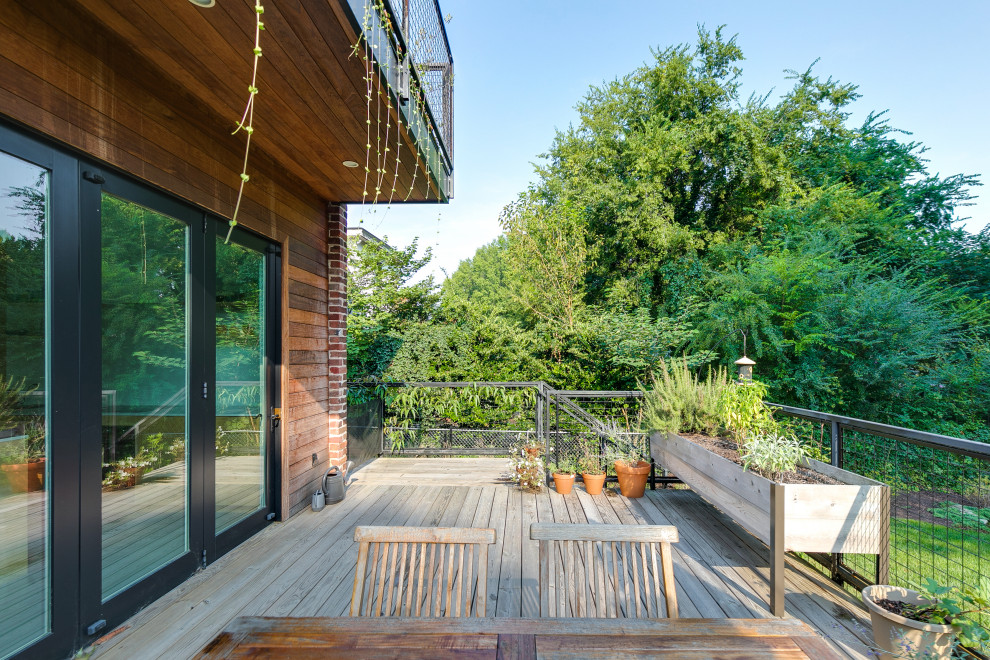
[0,424,46,493]
[0,378,44,493]
[605,424,650,498]
[547,457,577,495]
[577,437,606,495]
[862,579,990,660]
[102,455,152,492]
[509,439,543,492]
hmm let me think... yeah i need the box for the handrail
[770,402,990,460]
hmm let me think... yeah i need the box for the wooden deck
[89,458,876,659]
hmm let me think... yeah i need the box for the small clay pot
[552,472,575,495]
[581,472,606,495]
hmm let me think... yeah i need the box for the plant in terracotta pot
[577,436,606,495]
[605,423,650,498]
[0,378,45,493]
[0,423,46,493]
[102,455,152,492]
[547,456,578,495]
[862,579,990,660]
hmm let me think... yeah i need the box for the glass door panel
[215,238,266,534]
[0,151,50,657]
[100,193,188,600]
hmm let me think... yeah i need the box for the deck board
[89,459,875,660]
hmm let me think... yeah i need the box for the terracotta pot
[1,459,46,493]
[582,472,606,495]
[552,473,575,495]
[524,446,541,458]
[614,460,650,498]
[862,585,955,660]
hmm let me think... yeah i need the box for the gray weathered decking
[88,458,876,659]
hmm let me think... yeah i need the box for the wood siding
[0,0,348,516]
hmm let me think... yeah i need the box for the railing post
[829,421,844,582]
[535,384,543,449]
[378,393,386,455]
[770,482,786,617]
[830,420,843,469]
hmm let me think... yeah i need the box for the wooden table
[196,616,843,659]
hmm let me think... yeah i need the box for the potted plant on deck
[605,423,650,498]
[547,457,577,495]
[862,579,990,660]
[577,436,606,495]
[509,437,543,492]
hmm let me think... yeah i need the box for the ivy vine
[226,0,265,244]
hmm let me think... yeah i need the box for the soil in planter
[681,433,842,486]
[874,597,935,625]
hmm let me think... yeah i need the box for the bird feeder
[735,355,755,381]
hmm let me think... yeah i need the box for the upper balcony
[344,0,454,200]
[68,0,453,204]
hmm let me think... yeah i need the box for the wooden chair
[350,526,496,617]
[530,522,679,618]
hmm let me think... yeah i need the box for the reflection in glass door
[0,151,50,657]
[215,237,267,533]
[100,194,188,600]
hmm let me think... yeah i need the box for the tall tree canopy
[352,27,990,439]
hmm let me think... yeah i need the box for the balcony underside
[47,0,444,203]
[88,458,875,659]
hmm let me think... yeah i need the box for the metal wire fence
[384,0,453,157]
[775,404,990,650]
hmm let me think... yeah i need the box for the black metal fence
[386,0,454,159]
[772,402,990,642]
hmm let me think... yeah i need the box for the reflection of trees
[216,238,263,412]
[2,172,47,396]
[101,195,187,416]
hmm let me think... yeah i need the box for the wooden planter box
[651,431,890,615]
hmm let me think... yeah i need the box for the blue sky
[350,0,990,280]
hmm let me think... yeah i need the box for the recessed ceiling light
[188,0,215,7]
[342,161,360,168]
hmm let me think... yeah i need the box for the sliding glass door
[83,173,280,630]
[0,123,281,659]
[0,149,50,659]
[215,236,269,535]
[100,193,191,600]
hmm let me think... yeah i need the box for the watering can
[312,461,353,511]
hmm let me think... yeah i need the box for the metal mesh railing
[383,0,453,159]
[775,404,990,653]
[384,427,535,455]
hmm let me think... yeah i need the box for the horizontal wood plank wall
[0,1,340,517]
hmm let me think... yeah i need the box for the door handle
[270,407,281,430]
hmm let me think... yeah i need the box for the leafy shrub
[740,431,806,482]
[639,359,730,436]
[715,379,777,440]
